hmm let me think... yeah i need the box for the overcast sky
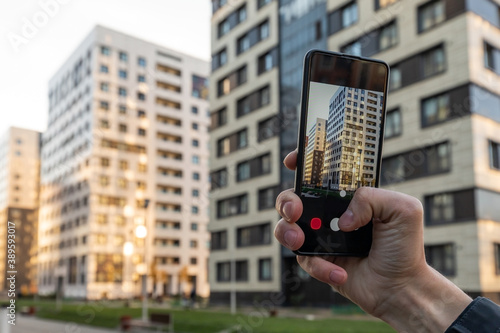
[0,0,211,135]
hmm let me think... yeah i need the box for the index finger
[284,149,297,170]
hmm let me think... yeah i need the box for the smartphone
[294,50,389,256]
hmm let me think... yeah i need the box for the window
[137,92,146,101]
[259,258,272,281]
[375,0,399,10]
[340,20,397,57]
[211,230,227,250]
[258,186,279,210]
[119,160,128,170]
[192,155,199,164]
[418,1,445,33]
[424,189,475,225]
[118,87,127,97]
[212,48,228,71]
[216,262,231,281]
[119,105,127,114]
[258,116,279,142]
[422,46,445,78]
[137,110,146,118]
[100,46,110,56]
[192,75,208,99]
[217,194,248,218]
[235,260,248,282]
[258,0,271,9]
[138,128,146,136]
[385,109,402,138]
[211,108,228,130]
[99,176,109,187]
[389,44,445,90]
[100,65,108,73]
[191,106,199,114]
[192,189,199,197]
[217,5,247,38]
[425,243,455,276]
[237,86,270,117]
[192,139,199,147]
[236,20,269,55]
[101,157,110,167]
[258,48,277,74]
[119,124,127,133]
[381,142,450,185]
[100,82,109,92]
[495,243,500,275]
[489,140,500,170]
[190,257,197,265]
[138,57,147,67]
[193,172,200,180]
[210,168,228,190]
[328,2,358,34]
[138,75,146,82]
[99,101,109,110]
[191,223,198,231]
[119,51,128,61]
[236,154,271,182]
[485,42,500,73]
[217,129,248,157]
[237,223,271,247]
[119,70,127,79]
[421,85,469,127]
[192,122,199,130]
[217,66,247,97]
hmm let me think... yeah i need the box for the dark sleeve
[445,297,500,332]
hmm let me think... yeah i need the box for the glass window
[495,243,500,275]
[422,47,445,77]
[216,262,231,281]
[138,75,146,82]
[138,57,147,67]
[237,162,250,181]
[235,260,248,281]
[490,140,500,170]
[385,109,402,138]
[259,21,269,40]
[119,70,127,79]
[119,51,128,62]
[485,42,498,72]
[193,172,200,180]
[100,46,110,56]
[259,258,272,281]
[379,22,398,51]
[192,106,199,114]
[211,231,227,250]
[418,1,445,32]
[137,92,146,101]
[425,243,455,276]
[342,2,358,28]
[422,93,450,127]
[118,87,127,96]
[192,139,199,147]
[100,83,109,92]
[100,65,108,73]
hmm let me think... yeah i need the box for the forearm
[379,266,472,332]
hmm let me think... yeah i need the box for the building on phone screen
[323,87,383,191]
[304,118,327,187]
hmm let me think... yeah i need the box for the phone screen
[295,50,389,256]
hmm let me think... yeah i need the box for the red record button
[310,217,322,230]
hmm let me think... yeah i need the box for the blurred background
[1,0,500,332]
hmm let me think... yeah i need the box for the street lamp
[135,199,150,322]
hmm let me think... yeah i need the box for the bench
[121,313,173,332]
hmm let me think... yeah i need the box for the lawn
[16,299,395,333]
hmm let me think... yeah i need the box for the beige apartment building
[38,25,210,300]
[209,0,500,305]
[0,127,40,295]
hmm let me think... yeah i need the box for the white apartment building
[38,25,210,300]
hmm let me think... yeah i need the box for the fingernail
[339,209,354,228]
[282,202,293,221]
[284,230,297,248]
[329,270,345,284]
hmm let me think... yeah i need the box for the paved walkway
[10,315,117,333]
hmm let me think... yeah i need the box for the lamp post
[135,199,150,322]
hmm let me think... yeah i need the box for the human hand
[274,150,471,331]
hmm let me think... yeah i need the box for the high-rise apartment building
[209,0,500,305]
[38,25,210,300]
[304,118,326,187]
[0,127,40,295]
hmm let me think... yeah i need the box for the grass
[15,299,395,333]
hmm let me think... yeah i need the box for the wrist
[378,265,472,332]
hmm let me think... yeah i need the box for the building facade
[304,118,326,187]
[0,127,40,295]
[210,0,500,305]
[38,26,210,300]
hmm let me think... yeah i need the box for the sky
[0,0,212,136]
[306,82,340,133]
